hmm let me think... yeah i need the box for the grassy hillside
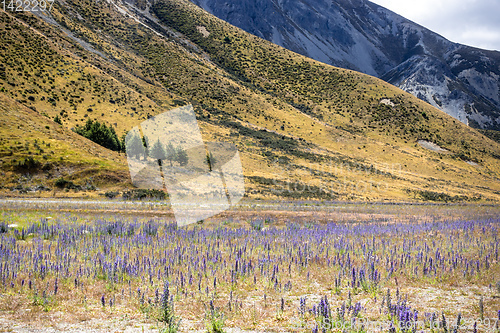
[0,93,128,194]
[1,0,500,202]
[479,129,500,144]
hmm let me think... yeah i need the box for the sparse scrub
[54,177,81,190]
[1,0,500,202]
[205,300,225,333]
[122,189,167,200]
[104,191,119,198]
[15,157,41,172]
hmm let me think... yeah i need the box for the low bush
[55,178,81,190]
[122,189,167,200]
[104,191,119,198]
[15,157,41,171]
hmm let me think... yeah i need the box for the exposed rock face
[189,0,500,129]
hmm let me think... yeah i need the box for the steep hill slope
[0,93,128,193]
[1,0,500,202]
[189,0,500,130]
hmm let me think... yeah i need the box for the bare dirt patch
[196,26,210,38]
[379,98,395,107]
[417,140,449,153]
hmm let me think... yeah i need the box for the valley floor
[0,200,499,332]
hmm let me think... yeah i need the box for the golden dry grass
[1,2,500,203]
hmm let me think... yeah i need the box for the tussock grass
[1,2,500,201]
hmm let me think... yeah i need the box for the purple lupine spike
[101,295,105,307]
[441,313,448,331]
[455,312,462,331]
[299,297,307,316]
[495,311,500,331]
[351,267,356,287]
[351,302,358,317]
[209,299,214,312]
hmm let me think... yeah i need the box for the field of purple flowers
[0,204,499,332]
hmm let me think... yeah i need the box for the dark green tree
[149,138,167,188]
[142,135,149,156]
[74,119,122,152]
[125,133,145,159]
[108,126,120,150]
[206,151,216,171]
[149,139,166,162]
[165,142,176,167]
[120,134,127,153]
[176,146,189,166]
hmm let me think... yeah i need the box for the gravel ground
[0,318,274,333]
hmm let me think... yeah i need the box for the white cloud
[369,0,500,51]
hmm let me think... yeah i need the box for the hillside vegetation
[1,0,500,201]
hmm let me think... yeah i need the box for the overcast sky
[370,0,500,51]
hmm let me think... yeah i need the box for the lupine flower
[0,212,496,329]
[299,297,306,317]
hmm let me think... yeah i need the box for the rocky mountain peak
[189,0,500,130]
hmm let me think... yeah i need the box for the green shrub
[413,190,478,202]
[55,178,70,188]
[0,222,8,234]
[122,189,167,200]
[104,191,119,198]
[74,119,122,152]
[15,157,41,171]
[55,178,81,190]
[205,300,225,333]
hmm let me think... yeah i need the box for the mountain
[188,0,500,130]
[1,0,500,202]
